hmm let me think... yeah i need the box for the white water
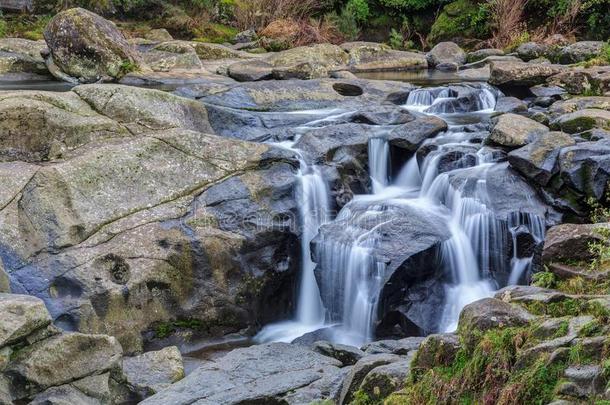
[255,146,331,343]
[258,83,546,346]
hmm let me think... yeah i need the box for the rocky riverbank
[0,6,609,405]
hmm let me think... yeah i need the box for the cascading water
[368,138,390,194]
[255,146,331,342]
[259,82,548,347]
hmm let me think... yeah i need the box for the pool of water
[356,69,489,85]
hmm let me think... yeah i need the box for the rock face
[0,85,301,354]
[43,8,141,82]
[489,113,550,147]
[426,42,466,71]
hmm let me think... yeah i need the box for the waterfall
[295,163,330,324]
[369,138,390,194]
[259,82,549,345]
[255,149,331,343]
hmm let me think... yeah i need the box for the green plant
[0,12,6,39]
[346,0,369,22]
[388,28,404,49]
[588,226,610,272]
[579,319,603,337]
[119,60,139,76]
[532,271,556,289]
[327,7,359,40]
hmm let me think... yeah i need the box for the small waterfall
[369,138,390,193]
[255,150,331,343]
[295,162,330,324]
[316,234,386,346]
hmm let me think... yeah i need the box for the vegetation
[1,0,609,50]
[388,327,567,405]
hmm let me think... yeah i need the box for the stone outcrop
[0,85,301,354]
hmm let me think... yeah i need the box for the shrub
[388,27,404,49]
[326,6,359,41]
[233,0,323,31]
[427,0,490,45]
[487,0,528,49]
[346,0,369,22]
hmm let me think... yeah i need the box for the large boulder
[543,223,610,264]
[507,131,575,185]
[339,353,402,404]
[516,42,548,61]
[426,42,466,71]
[345,42,428,72]
[458,297,534,335]
[313,199,452,335]
[489,61,564,87]
[0,38,49,78]
[228,43,348,81]
[141,342,345,404]
[0,85,303,353]
[550,109,610,134]
[559,41,605,64]
[43,8,141,83]
[7,332,122,397]
[549,97,610,116]
[199,78,416,112]
[489,113,550,147]
[556,140,610,201]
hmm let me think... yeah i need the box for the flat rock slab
[141,342,344,405]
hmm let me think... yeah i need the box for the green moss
[194,23,238,44]
[532,271,556,289]
[558,116,598,134]
[390,326,564,405]
[579,319,603,337]
[1,14,52,40]
[427,0,489,45]
[352,390,377,405]
[154,318,205,339]
[524,298,586,318]
[119,60,139,76]
[553,320,570,339]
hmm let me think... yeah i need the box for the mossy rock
[428,0,484,45]
[43,8,141,82]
